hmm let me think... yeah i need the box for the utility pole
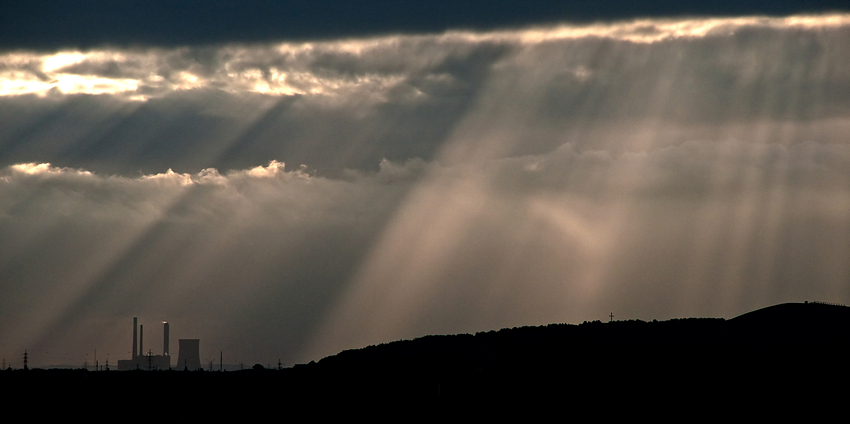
[220,351,222,372]
[23,350,29,370]
[609,312,614,322]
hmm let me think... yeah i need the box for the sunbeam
[2,14,850,367]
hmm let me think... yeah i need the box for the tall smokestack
[163,322,169,356]
[139,324,143,358]
[132,317,138,360]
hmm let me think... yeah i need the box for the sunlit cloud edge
[1,13,848,100]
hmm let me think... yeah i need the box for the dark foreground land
[5,302,850,419]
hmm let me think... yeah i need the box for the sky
[2,1,850,368]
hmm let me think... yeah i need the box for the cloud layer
[3,15,850,177]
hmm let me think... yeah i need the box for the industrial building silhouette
[117,317,200,370]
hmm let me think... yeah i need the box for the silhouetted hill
[312,302,850,375]
[731,301,850,330]
[5,302,848,418]
[302,301,850,410]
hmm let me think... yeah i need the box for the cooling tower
[177,339,201,370]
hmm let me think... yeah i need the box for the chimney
[163,322,170,356]
[132,317,138,360]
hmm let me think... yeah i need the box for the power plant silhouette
[117,317,200,370]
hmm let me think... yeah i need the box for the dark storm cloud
[2,1,849,51]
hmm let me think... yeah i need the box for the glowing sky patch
[10,162,55,174]
[42,52,88,72]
